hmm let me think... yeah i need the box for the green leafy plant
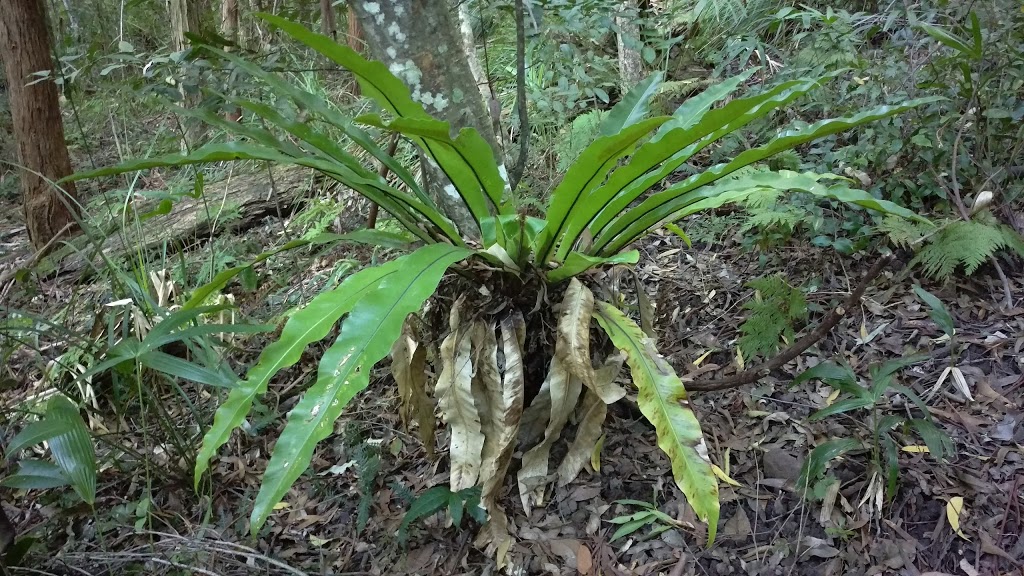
[398,485,485,545]
[794,357,953,503]
[3,395,97,506]
[66,15,935,545]
[737,275,808,360]
[608,498,687,542]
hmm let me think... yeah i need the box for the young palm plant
[67,15,933,547]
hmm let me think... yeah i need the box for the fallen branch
[686,253,896,393]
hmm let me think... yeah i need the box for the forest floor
[1,182,1023,576]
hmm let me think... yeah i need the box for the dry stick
[0,221,75,290]
[366,132,401,229]
[686,254,895,393]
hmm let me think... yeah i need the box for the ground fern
[912,219,1024,278]
[738,275,808,360]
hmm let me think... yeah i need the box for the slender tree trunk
[347,0,504,235]
[344,4,361,95]
[169,0,199,53]
[320,0,335,39]
[59,0,81,42]
[0,0,80,252]
[615,0,645,89]
[456,3,489,103]
[169,0,201,145]
[220,0,241,123]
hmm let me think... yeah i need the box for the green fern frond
[738,275,808,360]
[999,225,1024,258]
[740,208,802,234]
[914,220,1007,278]
[355,442,381,534]
[741,188,784,210]
[877,214,928,248]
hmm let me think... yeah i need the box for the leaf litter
[1,204,1023,575]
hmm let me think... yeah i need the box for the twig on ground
[0,222,74,291]
[686,254,896,392]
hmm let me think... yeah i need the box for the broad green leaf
[5,420,75,457]
[559,77,829,259]
[481,215,546,265]
[870,354,928,396]
[251,244,471,533]
[653,68,758,141]
[916,21,980,59]
[809,397,874,420]
[610,514,657,542]
[594,302,719,545]
[798,438,860,489]
[65,142,453,245]
[45,396,96,505]
[908,418,954,461]
[204,46,424,198]
[194,259,407,489]
[600,72,664,135]
[309,229,415,250]
[912,286,955,337]
[592,99,940,255]
[598,164,930,256]
[663,223,692,248]
[260,15,507,227]
[399,485,452,543]
[356,114,507,223]
[537,117,670,263]
[0,460,70,490]
[546,250,640,284]
[791,361,857,390]
[137,350,235,388]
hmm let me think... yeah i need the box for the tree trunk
[320,0,336,39]
[169,0,201,145]
[0,0,80,253]
[344,4,361,95]
[615,0,645,90]
[59,0,81,42]
[220,0,241,123]
[169,0,199,53]
[347,0,504,236]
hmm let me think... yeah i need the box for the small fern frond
[999,225,1024,258]
[877,215,928,248]
[738,275,808,360]
[914,220,1007,278]
[741,188,784,210]
[740,208,802,234]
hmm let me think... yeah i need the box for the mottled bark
[0,0,80,252]
[169,0,200,53]
[170,0,201,145]
[615,0,645,89]
[320,0,336,39]
[221,0,241,123]
[345,4,362,94]
[457,2,489,103]
[348,0,503,235]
